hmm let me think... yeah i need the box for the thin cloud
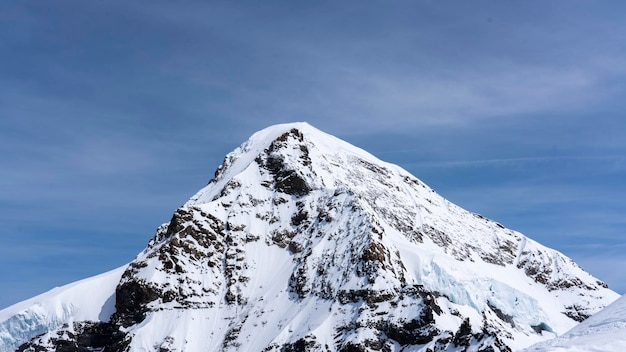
[406,155,626,169]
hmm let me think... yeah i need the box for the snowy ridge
[188,122,389,206]
[522,294,626,352]
[0,266,125,352]
[2,122,619,352]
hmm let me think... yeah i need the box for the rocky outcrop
[16,321,128,352]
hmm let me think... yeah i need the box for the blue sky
[1,1,625,309]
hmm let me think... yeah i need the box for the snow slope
[0,265,125,352]
[522,294,626,352]
[2,122,620,352]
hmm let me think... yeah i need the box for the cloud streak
[404,155,626,169]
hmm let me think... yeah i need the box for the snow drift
[522,294,626,352]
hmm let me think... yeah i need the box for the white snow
[521,294,626,352]
[0,265,126,352]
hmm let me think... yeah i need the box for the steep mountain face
[2,122,619,352]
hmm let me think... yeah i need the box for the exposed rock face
[16,321,128,352]
[10,123,619,352]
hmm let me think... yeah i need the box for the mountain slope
[2,122,619,352]
[0,266,124,352]
[522,294,626,351]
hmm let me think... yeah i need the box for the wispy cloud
[404,155,626,169]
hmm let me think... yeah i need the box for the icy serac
[0,267,125,352]
[3,122,619,352]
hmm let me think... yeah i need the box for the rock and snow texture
[1,122,620,352]
[522,294,626,352]
[0,266,124,352]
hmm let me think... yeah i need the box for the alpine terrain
[0,122,619,352]
[522,293,626,352]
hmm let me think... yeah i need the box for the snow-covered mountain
[0,266,125,352]
[522,294,626,352]
[1,122,619,352]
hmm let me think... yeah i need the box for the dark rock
[281,336,319,352]
[487,301,515,327]
[336,289,395,304]
[288,241,305,253]
[340,342,367,352]
[380,317,440,346]
[563,304,591,322]
[453,318,473,347]
[255,130,313,197]
[362,242,388,264]
[271,229,296,248]
[291,209,309,227]
[113,279,162,327]
[16,322,128,352]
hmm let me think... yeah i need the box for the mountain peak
[187,122,390,206]
[3,123,619,352]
